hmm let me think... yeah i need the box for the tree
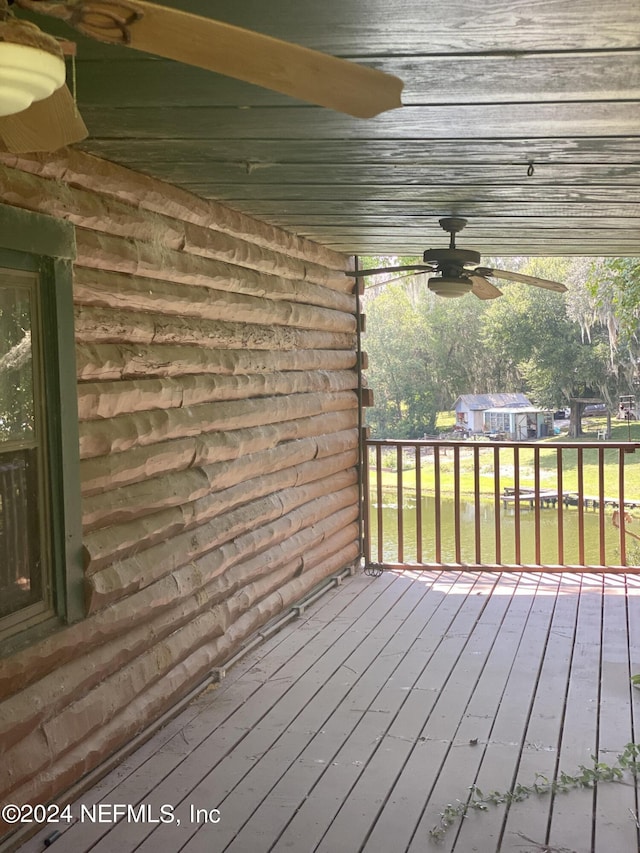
[415,288,497,406]
[584,258,640,383]
[363,282,439,438]
[481,258,615,408]
[360,254,637,439]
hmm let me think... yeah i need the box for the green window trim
[0,203,83,649]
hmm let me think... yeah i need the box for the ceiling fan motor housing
[423,243,481,299]
[422,247,481,270]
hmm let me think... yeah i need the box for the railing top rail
[365,438,640,452]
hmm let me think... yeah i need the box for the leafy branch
[429,742,640,842]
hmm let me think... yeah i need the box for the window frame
[0,203,83,650]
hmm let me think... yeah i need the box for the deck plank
[440,573,560,853]
[358,572,530,853]
[620,574,640,847]
[545,574,604,852]
[19,571,398,852]
[14,569,640,853]
[122,569,423,852]
[280,571,504,853]
[217,570,495,852]
[593,574,639,851]
[180,570,443,852]
[498,572,582,851]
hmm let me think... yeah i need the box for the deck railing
[363,438,640,572]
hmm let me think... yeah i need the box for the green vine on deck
[429,742,640,842]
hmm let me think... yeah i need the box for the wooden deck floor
[16,569,640,853]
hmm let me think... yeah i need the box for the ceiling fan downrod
[439,216,468,249]
[423,217,480,270]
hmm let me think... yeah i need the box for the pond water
[369,495,639,567]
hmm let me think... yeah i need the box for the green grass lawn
[371,415,640,499]
[435,411,456,431]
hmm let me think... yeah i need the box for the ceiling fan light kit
[427,276,474,298]
[0,39,65,115]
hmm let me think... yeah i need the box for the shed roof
[484,406,544,414]
[455,393,532,411]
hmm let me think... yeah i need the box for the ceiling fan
[348,217,569,299]
[0,0,404,153]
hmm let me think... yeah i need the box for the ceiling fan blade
[469,274,502,300]
[0,84,88,153]
[371,271,431,287]
[24,0,404,118]
[483,268,567,293]
[350,264,435,278]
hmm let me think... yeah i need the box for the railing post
[362,430,371,566]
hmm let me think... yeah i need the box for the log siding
[0,150,359,835]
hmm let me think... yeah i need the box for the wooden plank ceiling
[27,0,640,258]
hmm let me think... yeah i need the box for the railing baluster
[514,446,521,564]
[474,445,481,564]
[619,447,627,566]
[415,444,423,563]
[397,444,404,563]
[454,444,461,563]
[534,446,541,565]
[363,440,371,566]
[494,445,501,564]
[434,444,442,563]
[598,446,606,566]
[376,443,383,563]
[557,447,564,565]
[577,447,585,565]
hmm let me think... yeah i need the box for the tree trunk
[569,401,585,437]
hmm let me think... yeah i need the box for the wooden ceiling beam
[79,103,638,140]
[80,137,640,166]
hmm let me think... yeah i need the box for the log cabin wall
[0,150,360,822]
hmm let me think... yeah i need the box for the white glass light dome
[428,276,473,298]
[0,41,65,116]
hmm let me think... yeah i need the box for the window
[0,268,50,635]
[0,205,82,648]
[484,410,510,432]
